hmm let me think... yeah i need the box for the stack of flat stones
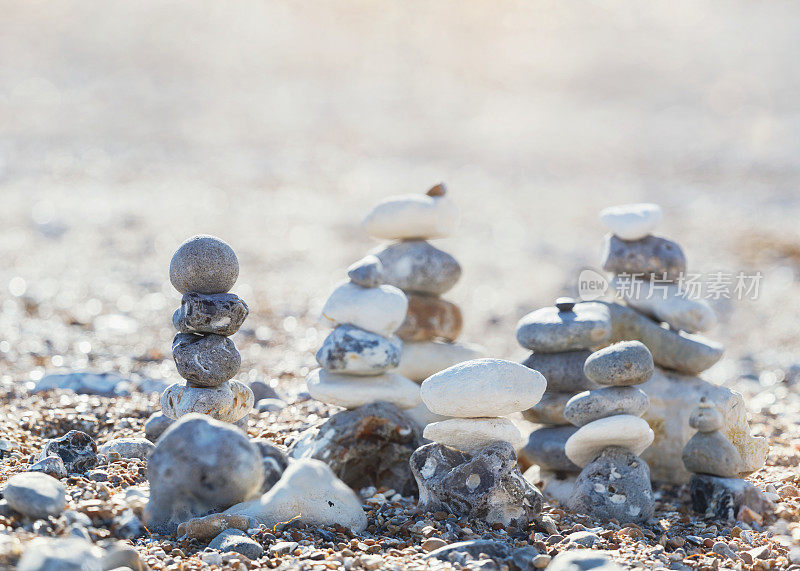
[161,236,254,428]
[516,297,611,501]
[564,341,656,523]
[361,184,483,426]
[410,358,546,528]
[600,203,716,336]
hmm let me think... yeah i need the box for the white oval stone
[611,277,717,333]
[396,341,485,383]
[564,415,654,467]
[320,281,408,338]
[160,380,253,423]
[420,358,547,417]
[599,203,663,241]
[306,368,421,410]
[362,193,458,240]
[424,418,523,453]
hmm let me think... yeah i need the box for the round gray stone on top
[564,386,650,427]
[516,301,612,353]
[689,405,724,432]
[583,341,654,386]
[170,235,239,294]
[4,472,67,519]
[601,234,686,282]
[372,240,461,296]
[521,350,595,393]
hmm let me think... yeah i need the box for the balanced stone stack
[160,236,254,428]
[410,358,546,528]
[516,297,610,502]
[564,341,656,523]
[362,184,483,425]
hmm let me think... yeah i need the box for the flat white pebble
[564,414,654,467]
[306,368,421,410]
[362,193,458,240]
[599,203,663,241]
[423,417,523,453]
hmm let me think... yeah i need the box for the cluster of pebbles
[160,236,254,427]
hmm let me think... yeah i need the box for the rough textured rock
[208,529,264,560]
[396,340,484,383]
[410,441,543,529]
[144,414,264,534]
[520,426,580,473]
[306,368,421,410]
[346,255,384,288]
[522,391,572,425]
[252,439,289,493]
[4,472,67,519]
[315,324,402,375]
[423,417,523,452]
[564,387,650,427]
[690,474,770,520]
[177,513,251,541]
[521,350,595,392]
[373,240,462,295]
[173,292,249,336]
[321,281,408,337]
[565,415,654,467]
[568,447,654,524]
[640,368,768,483]
[160,379,254,422]
[144,411,174,442]
[27,456,67,479]
[583,341,654,387]
[599,203,662,241]
[169,235,239,294]
[98,437,154,460]
[224,459,368,532]
[172,333,242,387]
[289,402,421,496]
[39,430,98,474]
[601,234,686,281]
[516,302,612,353]
[397,294,463,342]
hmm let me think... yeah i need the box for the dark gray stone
[601,234,687,281]
[144,411,174,442]
[516,302,612,353]
[28,456,67,479]
[208,529,264,560]
[172,333,241,387]
[564,387,649,427]
[170,235,239,294]
[39,430,98,474]
[289,402,421,496]
[347,255,384,288]
[173,292,249,336]
[522,391,571,425]
[4,473,67,519]
[316,324,401,375]
[144,414,264,534]
[520,426,580,473]
[682,431,742,478]
[689,474,770,520]
[247,380,279,403]
[568,447,654,524]
[522,351,595,392]
[548,550,623,571]
[373,240,461,295]
[583,341,654,387]
[410,441,543,529]
[252,439,288,493]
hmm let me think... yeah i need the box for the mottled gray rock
[347,255,384,288]
[682,431,743,478]
[144,411,174,442]
[583,341,654,387]
[290,402,421,496]
[522,391,571,425]
[689,474,770,520]
[548,550,623,571]
[173,292,249,336]
[568,447,654,524]
[172,333,241,387]
[316,324,402,375]
[373,239,461,295]
[208,529,264,560]
[39,430,98,474]
[144,414,264,534]
[564,387,649,427]
[98,438,155,460]
[424,540,514,563]
[33,372,132,396]
[520,426,580,473]
[516,302,612,353]
[410,441,543,529]
[170,235,239,294]
[16,537,103,571]
[28,456,67,479]
[522,351,595,392]
[252,439,288,493]
[4,472,67,519]
[601,234,686,281]
[602,301,723,374]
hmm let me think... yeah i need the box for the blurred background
[1,1,799,399]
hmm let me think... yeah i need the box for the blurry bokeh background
[1,1,799,400]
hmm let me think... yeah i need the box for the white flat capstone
[564,414,654,467]
[362,192,458,240]
[599,203,663,241]
[396,341,484,383]
[306,368,421,410]
[612,277,717,333]
[423,417,524,453]
[321,281,407,338]
[420,358,547,417]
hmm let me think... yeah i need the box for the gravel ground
[1,1,800,569]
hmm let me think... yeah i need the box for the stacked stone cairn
[362,184,483,427]
[516,297,610,503]
[409,358,546,528]
[596,203,768,483]
[564,341,656,523]
[160,236,254,428]
[683,402,769,520]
